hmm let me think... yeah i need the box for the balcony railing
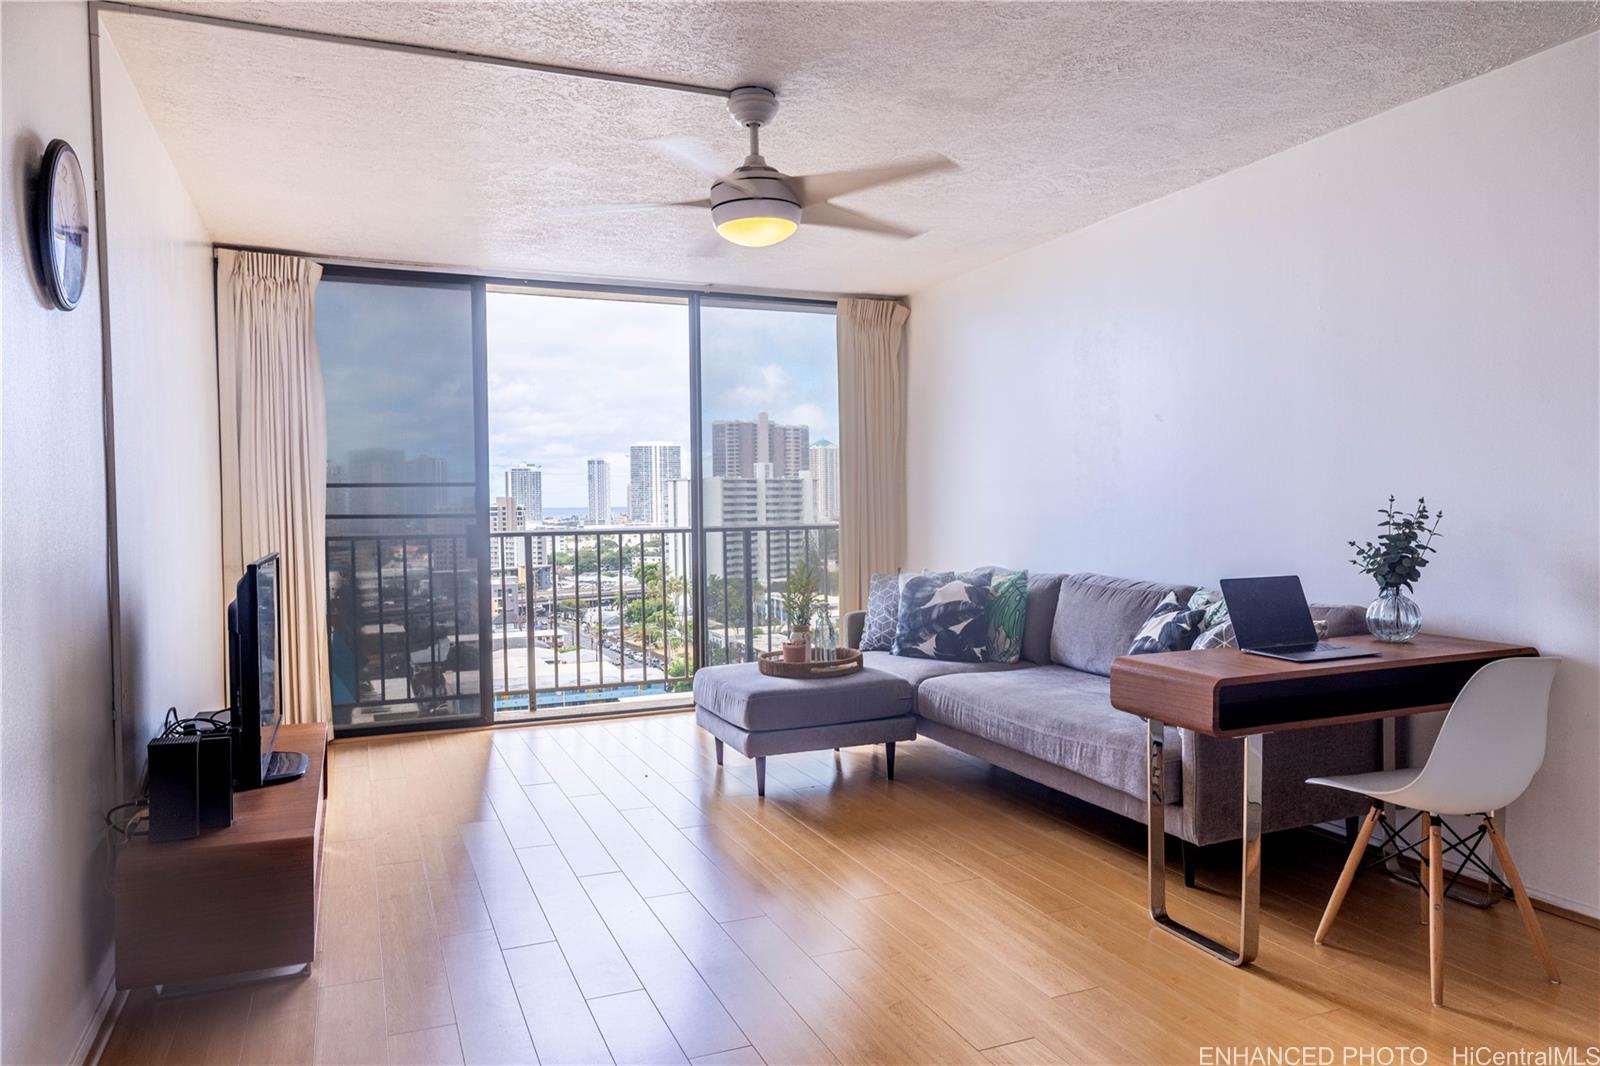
[325,522,840,727]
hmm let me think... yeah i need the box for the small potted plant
[1348,495,1443,642]
[780,561,819,663]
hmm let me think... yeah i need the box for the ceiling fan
[578,86,957,249]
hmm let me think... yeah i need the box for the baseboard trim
[73,962,124,1066]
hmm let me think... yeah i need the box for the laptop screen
[1220,576,1319,649]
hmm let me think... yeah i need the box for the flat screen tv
[229,553,306,788]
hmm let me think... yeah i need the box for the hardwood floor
[101,713,1600,1065]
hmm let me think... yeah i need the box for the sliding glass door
[319,271,491,732]
[698,299,840,664]
[484,289,693,721]
[319,270,836,734]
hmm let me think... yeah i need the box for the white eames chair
[1306,655,1562,1006]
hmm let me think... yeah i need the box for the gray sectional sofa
[844,572,1383,856]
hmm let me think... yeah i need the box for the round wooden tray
[757,647,863,679]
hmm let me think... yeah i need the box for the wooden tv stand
[113,723,329,989]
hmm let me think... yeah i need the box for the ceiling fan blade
[543,199,708,218]
[803,201,922,239]
[790,154,957,207]
[647,135,756,194]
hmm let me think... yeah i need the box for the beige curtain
[837,296,911,615]
[216,250,329,725]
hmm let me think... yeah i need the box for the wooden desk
[113,723,330,989]
[1109,634,1536,966]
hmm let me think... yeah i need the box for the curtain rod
[92,1,734,99]
[210,242,889,304]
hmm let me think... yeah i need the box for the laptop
[1219,576,1378,663]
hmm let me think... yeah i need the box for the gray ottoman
[693,663,916,796]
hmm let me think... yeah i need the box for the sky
[487,292,838,510]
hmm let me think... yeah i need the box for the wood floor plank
[515,843,641,998]
[312,979,388,1066]
[580,724,711,825]
[438,929,538,1065]
[459,820,555,949]
[645,892,836,1066]
[581,874,750,1060]
[376,861,455,1034]
[572,792,688,897]
[620,805,766,921]
[550,725,653,809]
[525,782,621,876]
[983,1038,1060,1065]
[160,987,252,1066]
[241,974,320,1066]
[504,940,616,1066]
[588,990,690,1066]
[318,837,383,987]
[483,756,555,849]
[492,729,554,786]
[520,729,601,797]
[387,1024,464,1066]
[691,1048,767,1066]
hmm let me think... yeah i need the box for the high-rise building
[681,462,815,584]
[710,413,810,479]
[505,463,542,525]
[628,442,680,526]
[586,458,611,525]
[809,439,840,522]
[489,495,525,573]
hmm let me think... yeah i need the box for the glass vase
[1366,586,1422,642]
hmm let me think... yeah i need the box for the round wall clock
[35,139,89,311]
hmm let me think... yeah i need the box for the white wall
[100,30,224,790]
[0,3,118,1061]
[906,35,1600,915]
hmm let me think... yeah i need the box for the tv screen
[229,552,280,789]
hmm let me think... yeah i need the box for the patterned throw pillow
[986,569,1028,663]
[1193,617,1327,650]
[859,572,901,651]
[1188,588,1231,630]
[894,570,992,662]
[1128,592,1208,654]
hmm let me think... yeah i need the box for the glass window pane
[485,290,693,721]
[320,278,477,485]
[698,302,840,665]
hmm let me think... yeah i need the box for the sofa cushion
[1022,573,1065,665]
[1050,573,1198,676]
[692,662,913,732]
[917,666,1182,800]
[860,651,1025,708]
[1312,603,1367,637]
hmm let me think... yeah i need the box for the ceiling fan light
[716,214,799,248]
[710,196,801,247]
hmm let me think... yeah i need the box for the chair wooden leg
[1485,815,1561,984]
[1427,814,1445,1006]
[1316,805,1380,944]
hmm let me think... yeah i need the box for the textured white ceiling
[104,2,1598,296]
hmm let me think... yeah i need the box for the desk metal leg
[1147,718,1262,966]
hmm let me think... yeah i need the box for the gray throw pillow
[859,572,900,651]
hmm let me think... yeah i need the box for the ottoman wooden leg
[715,738,724,766]
[886,742,896,780]
[755,757,766,797]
